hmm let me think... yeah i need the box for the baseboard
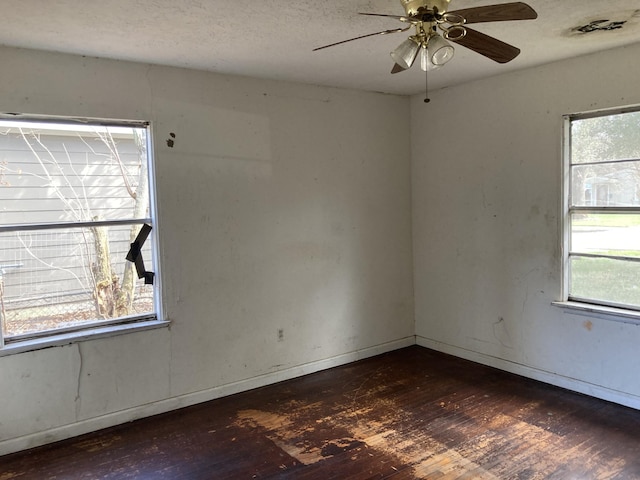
[416,335,640,411]
[0,336,415,457]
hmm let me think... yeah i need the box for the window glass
[0,118,158,345]
[565,109,640,311]
[571,163,640,207]
[569,256,640,309]
[571,112,640,164]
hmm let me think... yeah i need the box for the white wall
[0,46,415,454]
[412,43,640,409]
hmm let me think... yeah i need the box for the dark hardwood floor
[2,346,640,479]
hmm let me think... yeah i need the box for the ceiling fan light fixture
[428,33,455,65]
[420,46,441,71]
[390,38,421,69]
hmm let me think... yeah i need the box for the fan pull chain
[424,64,430,103]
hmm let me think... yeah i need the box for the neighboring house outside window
[0,115,163,353]
[563,108,640,312]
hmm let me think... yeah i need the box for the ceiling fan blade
[313,26,411,51]
[359,12,416,23]
[450,26,520,63]
[391,63,406,74]
[449,2,537,24]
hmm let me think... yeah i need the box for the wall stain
[166,132,176,148]
[493,317,514,349]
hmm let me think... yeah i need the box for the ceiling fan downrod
[400,0,451,17]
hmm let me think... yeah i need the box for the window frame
[556,106,640,323]
[0,114,166,355]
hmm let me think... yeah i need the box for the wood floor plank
[2,346,640,479]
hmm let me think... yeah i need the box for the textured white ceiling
[1,0,640,95]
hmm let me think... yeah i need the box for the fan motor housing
[400,0,450,17]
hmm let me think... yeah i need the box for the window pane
[570,256,640,309]
[0,121,148,226]
[571,163,640,207]
[571,112,640,164]
[0,225,154,339]
[571,213,640,257]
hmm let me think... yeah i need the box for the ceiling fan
[313,0,538,101]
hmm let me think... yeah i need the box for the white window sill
[552,301,640,325]
[0,319,169,356]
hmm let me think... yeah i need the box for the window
[563,108,640,312]
[0,115,162,352]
